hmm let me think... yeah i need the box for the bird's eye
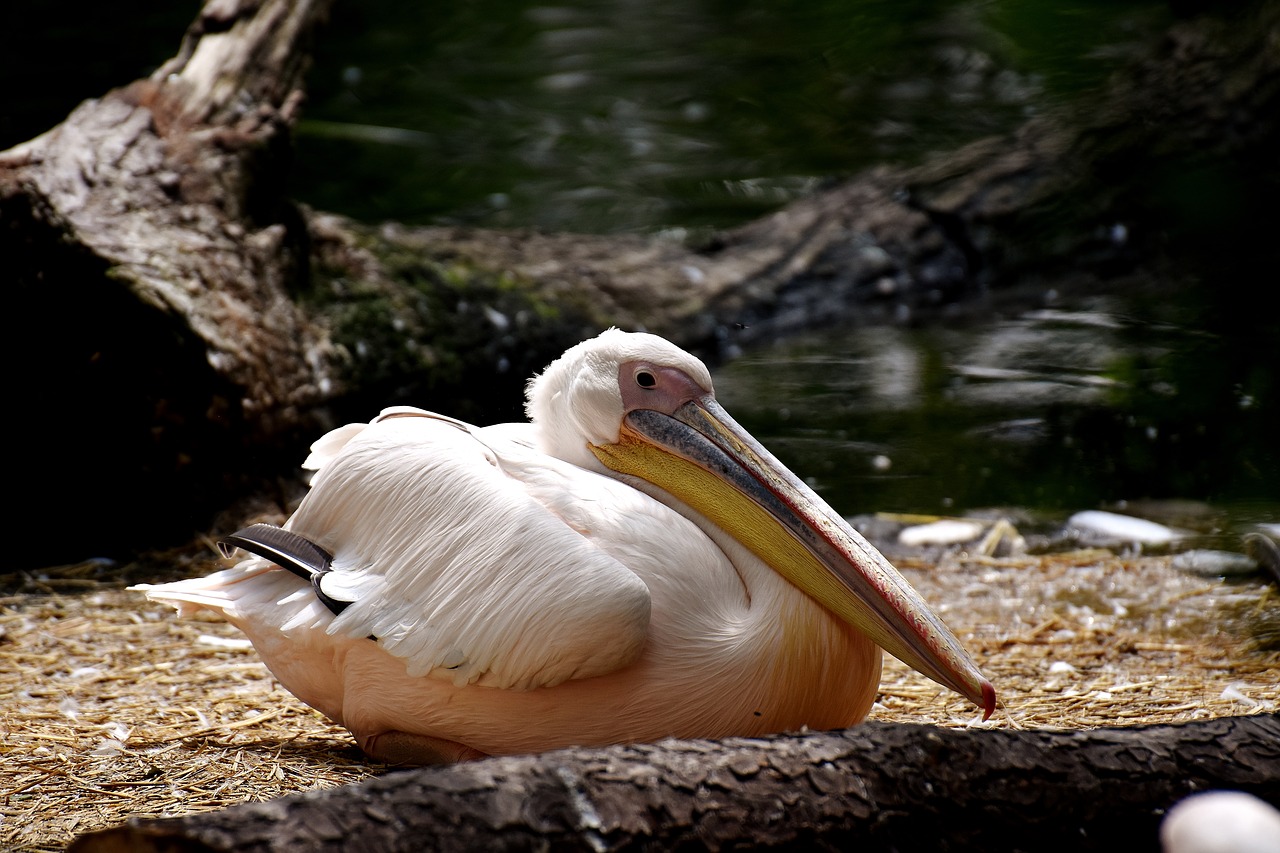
[635,370,657,389]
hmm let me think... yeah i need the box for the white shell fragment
[891,515,1025,556]
[898,519,986,547]
[1067,510,1188,545]
[1171,549,1260,578]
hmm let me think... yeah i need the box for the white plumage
[137,329,991,763]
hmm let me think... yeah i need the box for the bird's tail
[130,560,280,618]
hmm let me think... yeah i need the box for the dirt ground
[2,540,1277,852]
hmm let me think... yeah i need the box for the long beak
[591,395,996,719]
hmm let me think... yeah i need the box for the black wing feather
[218,523,354,615]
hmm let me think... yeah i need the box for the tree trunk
[2,0,1276,566]
[2,0,339,567]
[69,714,1280,853]
[5,0,339,426]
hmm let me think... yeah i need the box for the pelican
[136,329,994,764]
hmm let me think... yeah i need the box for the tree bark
[4,0,338,426]
[2,0,338,567]
[3,0,1276,566]
[68,715,1280,853]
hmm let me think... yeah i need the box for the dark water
[712,294,1279,532]
[295,0,1169,234]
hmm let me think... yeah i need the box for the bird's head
[526,328,714,471]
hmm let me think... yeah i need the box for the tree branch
[70,715,1280,852]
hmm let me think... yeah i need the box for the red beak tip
[981,681,997,721]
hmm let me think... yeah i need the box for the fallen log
[69,714,1280,852]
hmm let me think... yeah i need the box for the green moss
[308,226,591,423]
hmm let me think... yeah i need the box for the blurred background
[7,1,1172,234]
[7,0,1276,550]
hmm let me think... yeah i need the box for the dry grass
[877,549,1278,726]
[2,545,1277,852]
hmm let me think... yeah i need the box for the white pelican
[137,329,994,764]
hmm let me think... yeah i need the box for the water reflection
[712,296,1278,529]
[296,0,1167,234]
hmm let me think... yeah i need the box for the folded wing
[280,411,653,691]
